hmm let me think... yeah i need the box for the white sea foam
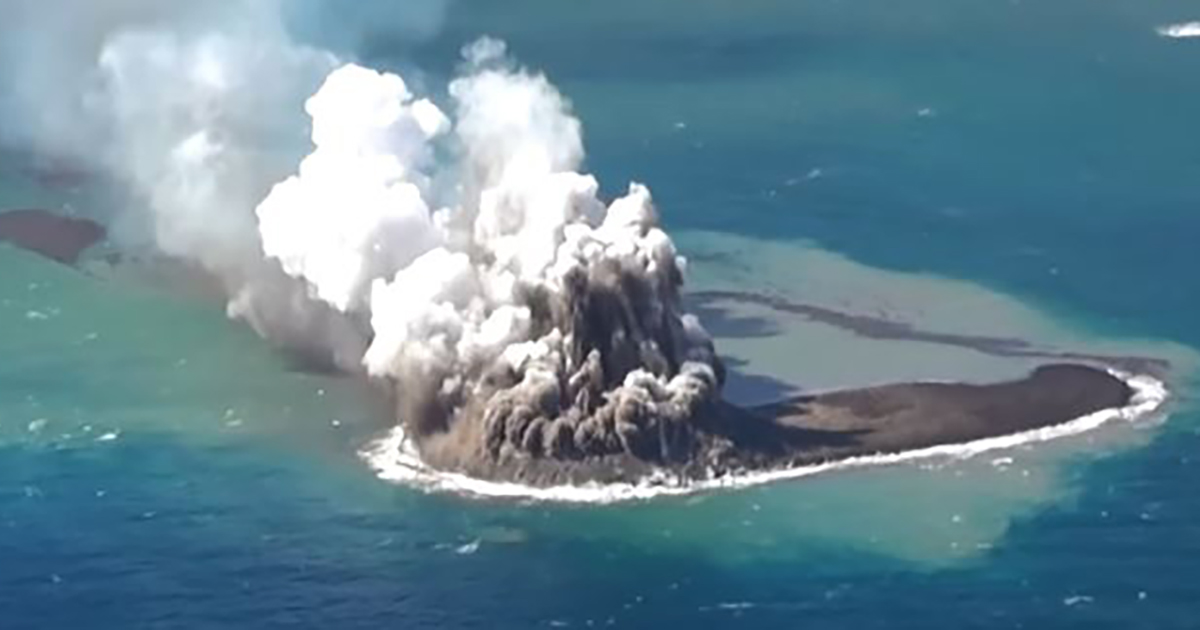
[361,369,1170,504]
[1157,22,1200,38]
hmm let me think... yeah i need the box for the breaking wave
[1157,22,1200,38]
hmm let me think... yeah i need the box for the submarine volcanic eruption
[0,2,1165,497]
[251,42,1157,490]
[254,41,731,482]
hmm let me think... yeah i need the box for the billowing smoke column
[256,40,725,469]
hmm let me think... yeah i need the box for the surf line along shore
[1,208,1171,496]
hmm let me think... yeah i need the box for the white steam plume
[77,3,361,367]
[256,40,724,469]
[0,0,446,369]
[255,63,449,313]
[3,1,725,472]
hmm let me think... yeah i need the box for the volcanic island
[1,208,1167,490]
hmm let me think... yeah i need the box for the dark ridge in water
[692,290,1172,376]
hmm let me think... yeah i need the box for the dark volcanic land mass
[3,209,1158,487]
[419,363,1136,486]
[687,290,1170,377]
[742,363,1131,468]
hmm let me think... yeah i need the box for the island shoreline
[363,366,1168,503]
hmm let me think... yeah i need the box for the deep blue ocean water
[3,1,1200,628]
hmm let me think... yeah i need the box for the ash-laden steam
[256,40,728,477]
[1,0,736,480]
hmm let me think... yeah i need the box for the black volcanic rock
[727,363,1133,470]
[415,363,1138,487]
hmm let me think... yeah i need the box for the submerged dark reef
[0,208,105,265]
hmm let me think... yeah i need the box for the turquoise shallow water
[4,0,1200,628]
